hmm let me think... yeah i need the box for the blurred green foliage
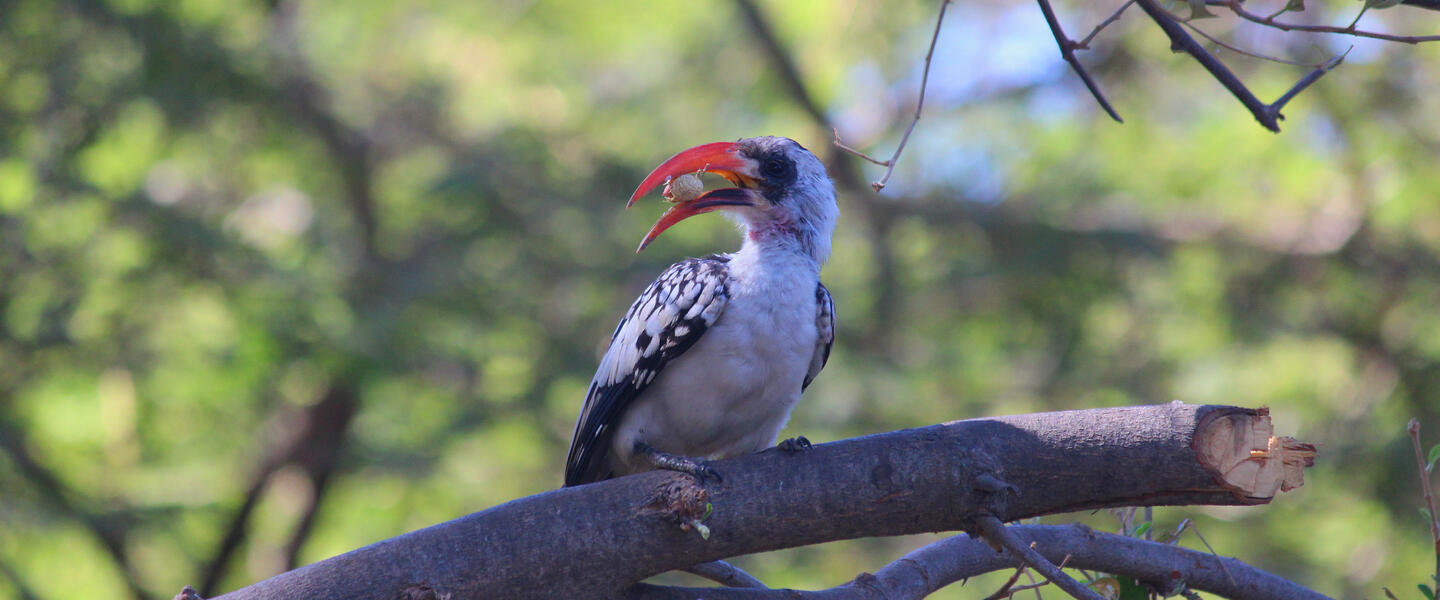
[1,0,1439,598]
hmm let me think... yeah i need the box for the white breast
[608,248,820,474]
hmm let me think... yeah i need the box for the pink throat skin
[748,219,800,242]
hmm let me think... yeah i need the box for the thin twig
[1180,20,1317,66]
[1035,0,1125,122]
[1077,0,1135,49]
[1226,0,1440,43]
[984,565,1031,600]
[1407,419,1440,584]
[833,0,952,192]
[1176,518,1239,587]
[975,515,1107,600]
[833,129,890,167]
[1270,49,1349,114]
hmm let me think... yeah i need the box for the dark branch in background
[1034,0,1125,124]
[198,386,360,596]
[0,420,150,600]
[623,524,1334,600]
[0,554,42,600]
[732,0,905,351]
[269,0,379,260]
[831,0,954,192]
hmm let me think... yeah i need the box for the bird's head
[629,136,838,265]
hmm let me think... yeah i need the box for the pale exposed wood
[1194,407,1317,500]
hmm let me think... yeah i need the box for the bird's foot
[635,441,722,484]
[777,436,812,453]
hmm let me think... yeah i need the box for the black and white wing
[564,256,731,487]
[803,282,835,391]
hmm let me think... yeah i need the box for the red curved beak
[629,141,760,252]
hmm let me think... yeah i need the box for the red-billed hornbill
[564,136,838,487]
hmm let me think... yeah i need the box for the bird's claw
[777,436,812,453]
[694,463,723,484]
[636,441,723,484]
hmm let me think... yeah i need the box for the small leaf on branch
[1362,0,1404,10]
[1419,583,1436,600]
[1426,443,1439,471]
[1132,521,1153,538]
[1285,0,1307,11]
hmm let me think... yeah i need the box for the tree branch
[831,0,955,191]
[1035,0,1125,123]
[1134,0,1345,132]
[1226,0,1440,43]
[974,515,1104,600]
[623,523,1334,600]
[208,403,1316,600]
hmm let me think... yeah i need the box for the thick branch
[210,403,1314,600]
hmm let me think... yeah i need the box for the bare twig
[832,129,890,167]
[1407,419,1440,583]
[1134,0,1346,132]
[1162,518,1238,587]
[683,561,768,589]
[1076,0,1135,49]
[832,0,952,192]
[974,515,1107,600]
[1179,20,1317,66]
[1135,0,1279,130]
[1226,0,1440,43]
[1035,0,1125,123]
[984,565,1031,600]
[1270,49,1349,115]
[626,523,1334,599]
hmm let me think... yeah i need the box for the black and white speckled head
[629,136,839,265]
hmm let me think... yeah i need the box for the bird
[564,136,838,487]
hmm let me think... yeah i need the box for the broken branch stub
[1194,406,1317,501]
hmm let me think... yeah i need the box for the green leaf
[1426,444,1440,471]
[1119,576,1149,600]
[1133,521,1153,538]
[1284,0,1306,10]
[1423,507,1433,523]
[1363,0,1404,10]
[1419,583,1435,600]
[1187,0,1218,18]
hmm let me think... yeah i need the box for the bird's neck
[738,222,831,269]
[733,230,825,282]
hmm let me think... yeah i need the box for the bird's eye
[762,158,792,179]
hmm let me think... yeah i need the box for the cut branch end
[1194,408,1317,501]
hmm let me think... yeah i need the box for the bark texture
[210,403,1314,600]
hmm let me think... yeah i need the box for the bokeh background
[2,0,1439,597]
